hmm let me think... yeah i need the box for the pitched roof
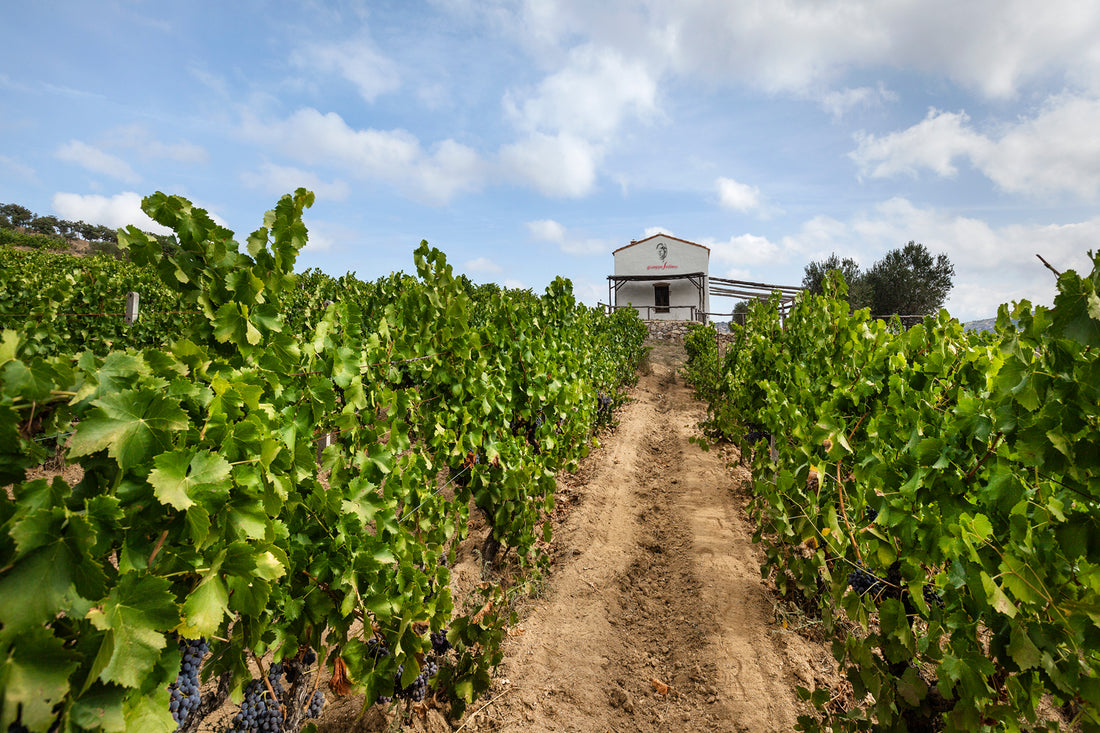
[612,232,710,255]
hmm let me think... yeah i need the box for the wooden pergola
[706,276,804,322]
[605,272,805,323]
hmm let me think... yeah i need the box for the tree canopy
[801,253,871,310]
[864,241,954,316]
[801,242,954,320]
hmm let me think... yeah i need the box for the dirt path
[460,341,837,733]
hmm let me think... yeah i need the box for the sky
[2,1,1099,322]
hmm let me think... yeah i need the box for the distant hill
[963,318,999,333]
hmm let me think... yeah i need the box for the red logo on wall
[648,241,679,269]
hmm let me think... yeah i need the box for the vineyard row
[684,261,1100,732]
[0,189,649,733]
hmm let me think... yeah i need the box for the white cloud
[104,124,208,163]
[293,36,400,102]
[650,0,1100,98]
[851,96,1100,198]
[503,278,526,290]
[499,132,599,197]
[525,218,610,255]
[241,162,350,201]
[480,1,1100,99]
[851,108,989,179]
[820,84,898,120]
[55,140,140,183]
[504,43,658,140]
[694,194,1099,319]
[702,232,787,269]
[240,108,485,204]
[298,218,361,254]
[464,256,503,273]
[0,155,37,184]
[571,278,607,307]
[526,219,567,243]
[978,95,1100,197]
[643,226,672,238]
[51,192,171,235]
[497,42,659,197]
[716,177,761,212]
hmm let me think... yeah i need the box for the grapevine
[0,189,647,732]
[686,260,1100,731]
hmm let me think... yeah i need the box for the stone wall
[644,320,739,345]
[645,320,696,341]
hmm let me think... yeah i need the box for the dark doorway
[654,284,670,313]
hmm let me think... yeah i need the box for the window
[654,284,669,313]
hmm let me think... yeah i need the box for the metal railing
[599,303,704,322]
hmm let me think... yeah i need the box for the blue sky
[2,1,1099,321]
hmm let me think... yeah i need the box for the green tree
[0,203,33,228]
[802,253,871,310]
[75,220,99,240]
[730,299,751,327]
[864,241,954,317]
[28,215,60,236]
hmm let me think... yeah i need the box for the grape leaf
[73,351,146,407]
[180,572,230,637]
[1,627,79,730]
[70,684,127,732]
[0,543,75,630]
[0,329,19,364]
[121,686,175,733]
[86,572,178,688]
[981,571,1017,618]
[213,302,262,347]
[148,448,232,510]
[1008,623,1041,670]
[69,389,189,471]
[1,357,70,402]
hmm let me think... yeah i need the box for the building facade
[610,233,710,321]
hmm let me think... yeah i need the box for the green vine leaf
[179,570,230,638]
[148,448,232,511]
[69,389,189,470]
[86,572,178,688]
[0,627,78,731]
[0,543,76,630]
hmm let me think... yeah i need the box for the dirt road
[459,341,837,733]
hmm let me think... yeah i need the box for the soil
[323,340,840,732]
[434,340,839,733]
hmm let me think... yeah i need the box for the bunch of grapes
[596,392,612,413]
[169,637,208,730]
[306,690,325,719]
[226,664,285,733]
[368,636,442,705]
[368,639,396,704]
[430,630,451,656]
[743,421,771,444]
[395,660,439,703]
[226,677,283,733]
[923,584,944,608]
[864,506,879,523]
[847,566,886,597]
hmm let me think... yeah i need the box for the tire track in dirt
[462,341,835,733]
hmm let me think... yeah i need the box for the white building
[608,233,710,321]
